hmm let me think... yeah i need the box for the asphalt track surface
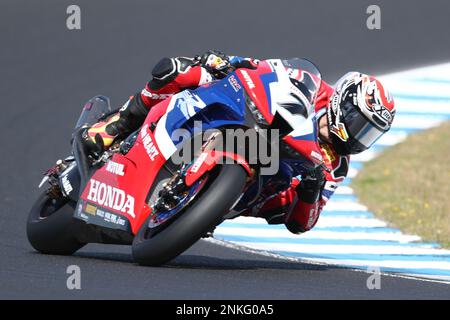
[1,0,450,299]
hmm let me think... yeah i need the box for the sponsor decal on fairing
[153,91,207,160]
[105,161,125,176]
[240,69,256,89]
[84,203,97,215]
[228,75,242,92]
[61,175,73,195]
[95,208,127,226]
[140,124,160,161]
[190,152,209,173]
[175,91,207,119]
[86,179,136,218]
[310,150,323,162]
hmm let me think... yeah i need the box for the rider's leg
[145,95,173,123]
[241,178,299,224]
[248,175,323,233]
[83,93,149,154]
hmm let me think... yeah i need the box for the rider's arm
[250,145,349,233]
[284,145,350,233]
[138,52,259,109]
[139,56,213,108]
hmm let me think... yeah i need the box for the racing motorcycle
[27,58,325,266]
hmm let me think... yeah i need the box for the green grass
[352,121,450,248]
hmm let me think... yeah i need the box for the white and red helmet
[327,72,395,155]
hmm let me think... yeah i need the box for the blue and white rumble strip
[213,63,450,282]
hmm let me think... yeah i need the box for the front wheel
[132,164,247,266]
[27,191,85,255]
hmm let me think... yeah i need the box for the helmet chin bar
[330,133,366,156]
[326,105,364,156]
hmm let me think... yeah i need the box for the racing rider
[82,50,396,234]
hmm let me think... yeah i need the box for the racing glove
[296,166,326,204]
[284,167,326,234]
[197,50,231,79]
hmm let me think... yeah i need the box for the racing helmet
[327,72,395,155]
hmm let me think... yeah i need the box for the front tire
[132,164,247,266]
[27,191,85,255]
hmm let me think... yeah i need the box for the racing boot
[82,113,124,155]
[82,93,149,156]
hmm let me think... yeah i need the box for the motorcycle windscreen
[75,95,112,129]
[281,58,322,106]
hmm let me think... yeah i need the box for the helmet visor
[341,101,384,149]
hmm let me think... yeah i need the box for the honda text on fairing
[27,58,325,266]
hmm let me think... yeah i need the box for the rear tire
[27,191,85,255]
[132,165,247,266]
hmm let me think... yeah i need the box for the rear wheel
[27,191,85,255]
[132,164,247,266]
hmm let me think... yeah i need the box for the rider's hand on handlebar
[197,50,231,78]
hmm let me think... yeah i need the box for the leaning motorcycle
[27,58,325,266]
